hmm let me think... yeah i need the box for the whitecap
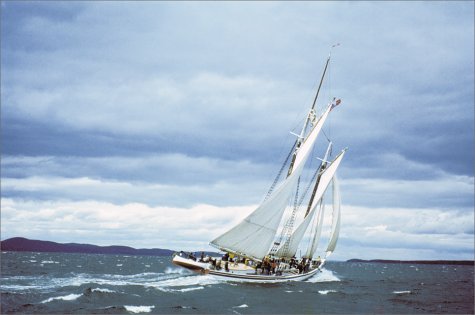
[145,274,221,292]
[91,288,116,293]
[2,284,45,291]
[306,268,340,283]
[173,286,204,293]
[41,260,58,264]
[233,304,248,308]
[41,293,82,303]
[156,286,205,293]
[29,260,37,263]
[124,305,155,313]
[318,290,337,295]
[153,274,220,288]
[285,290,293,293]
[164,267,191,275]
[393,290,411,295]
[116,264,123,267]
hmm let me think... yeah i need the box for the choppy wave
[306,268,341,283]
[90,287,116,293]
[2,268,338,293]
[145,274,221,292]
[2,252,473,315]
[170,286,204,293]
[124,305,155,313]
[41,293,82,304]
[1,268,222,298]
[164,266,191,275]
[233,304,249,308]
[1,272,171,292]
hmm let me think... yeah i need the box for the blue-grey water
[1,251,473,314]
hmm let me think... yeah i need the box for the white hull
[172,254,323,283]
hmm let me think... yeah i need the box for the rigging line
[296,166,320,209]
[321,128,331,143]
[270,175,302,255]
[264,141,297,201]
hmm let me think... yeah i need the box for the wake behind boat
[173,53,347,282]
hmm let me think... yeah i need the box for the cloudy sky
[1,1,473,261]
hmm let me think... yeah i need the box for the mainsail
[274,149,346,258]
[210,104,333,260]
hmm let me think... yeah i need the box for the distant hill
[1,237,176,257]
[347,258,474,266]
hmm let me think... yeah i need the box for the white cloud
[0,198,253,250]
[341,173,474,209]
[2,198,472,260]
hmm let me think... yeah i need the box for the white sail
[274,200,316,258]
[274,149,346,258]
[306,150,346,258]
[305,199,325,258]
[325,175,341,258]
[292,104,332,172]
[210,104,333,260]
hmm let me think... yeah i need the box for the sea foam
[306,268,341,283]
[91,288,116,293]
[41,293,82,303]
[124,305,155,313]
[233,304,249,308]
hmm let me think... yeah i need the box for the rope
[264,140,297,200]
[321,129,331,144]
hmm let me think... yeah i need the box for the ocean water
[1,251,473,314]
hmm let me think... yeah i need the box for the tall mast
[287,55,331,177]
[311,55,331,114]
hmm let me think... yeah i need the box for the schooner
[173,54,346,282]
